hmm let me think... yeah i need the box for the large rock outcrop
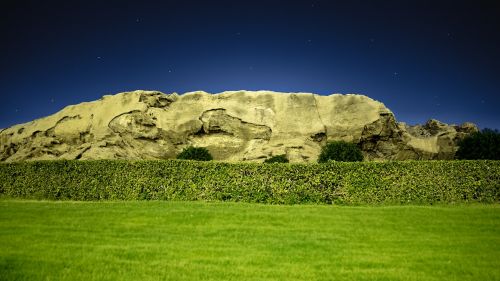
[0,90,477,162]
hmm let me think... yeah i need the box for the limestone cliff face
[0,90,477,162]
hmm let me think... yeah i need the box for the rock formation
[0,90,477,162]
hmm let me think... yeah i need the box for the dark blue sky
[1,0,499,129]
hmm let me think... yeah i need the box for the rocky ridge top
[0,90,477,162]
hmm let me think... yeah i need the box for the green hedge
[0,160,499,204]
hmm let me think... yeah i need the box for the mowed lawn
[0,200,499,281]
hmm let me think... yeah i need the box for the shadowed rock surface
[0,90,477,162]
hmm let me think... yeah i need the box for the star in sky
[369,38,375,47]
[1,0,499,130]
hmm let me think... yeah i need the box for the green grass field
[1,200,499,280]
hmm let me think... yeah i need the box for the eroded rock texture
[0,90,477,162]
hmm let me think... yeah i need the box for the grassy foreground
[0,200,499,280]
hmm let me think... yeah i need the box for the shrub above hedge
[176,146,213,161]
[318,141,363,163]
[0,160,498,205]
[264,154,289,163]
[456,129,500,160]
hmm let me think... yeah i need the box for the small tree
[264,154,289,163]
[176,146,213,161]
[318,141,363,163]
[456,128,500,160]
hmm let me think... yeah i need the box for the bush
[318,141,363,163]
[456,129,500,160]
[176,146,213,161]
[264,154,289,163]
[0,160,498,204]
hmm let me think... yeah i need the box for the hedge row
[0,160,499,204]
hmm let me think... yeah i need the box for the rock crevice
[312,95,328,143]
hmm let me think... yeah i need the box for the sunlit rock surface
[0,90,477,162]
